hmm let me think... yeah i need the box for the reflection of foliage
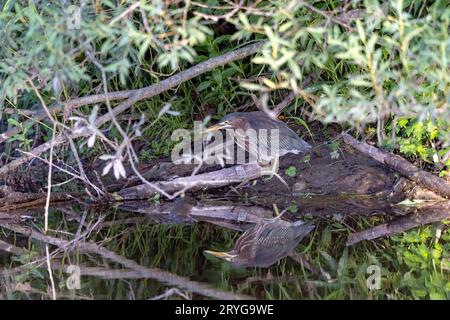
[311,221,450,299]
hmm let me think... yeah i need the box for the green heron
[204,218,314,268]
[204,111,311,176]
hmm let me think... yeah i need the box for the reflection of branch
[43,122,57,300]
[0,42,265,179]
[289,252,330,281]
[1,223,253,300]
[150,288,191,300]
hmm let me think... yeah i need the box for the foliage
[389,226,450,299]
[0,0,213,103]
[1,0,448,167]
[285,165,297,177]
[385,117,450,175]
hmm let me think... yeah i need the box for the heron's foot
[263,171,290,190]
[259,164,277,178]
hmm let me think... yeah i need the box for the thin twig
[298,0,353,31]
[109,2,140,25]
[194,0,244,21]
[44,122,57,300]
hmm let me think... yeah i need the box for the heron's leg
[271,171,290,190]
[233,178,253,189]
[260,156,278,177]
[271,156,279,177]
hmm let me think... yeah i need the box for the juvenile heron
[204,219,314,268]
[204,111,311,175]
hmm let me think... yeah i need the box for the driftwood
[342,133,450,199]
[116,163,262,200]
[0,239,27,255]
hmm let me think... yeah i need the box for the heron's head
[204,250,237,262]
[204,115,248,133]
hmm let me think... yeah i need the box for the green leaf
[197,81,212,92]
[320,251,338,273]
[430,292,446,300]
[7,118,21,127]
[285,166,297,177]
[337,247,348,278]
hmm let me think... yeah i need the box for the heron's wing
[233,225,259,259]
[247,113,312,155]
[252,220,315,267]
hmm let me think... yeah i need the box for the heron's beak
[204,250,236,261]
[203,122,230,133]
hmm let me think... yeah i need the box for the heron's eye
[224,121,229,124]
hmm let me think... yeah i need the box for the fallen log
[342,133,450,199]
[116,163,262,200]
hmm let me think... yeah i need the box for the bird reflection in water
[205,218,314,268]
